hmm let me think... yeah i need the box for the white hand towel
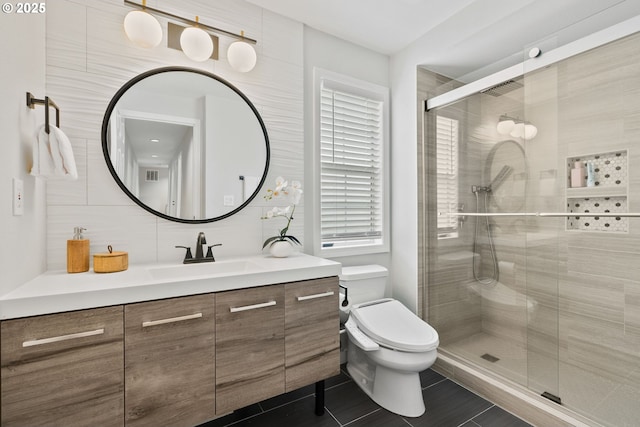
[31,124,78,180]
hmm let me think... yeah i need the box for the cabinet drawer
[285,277,340,390]
[1,306,124,427]
[125,294,215,427]
[215,285,284,414]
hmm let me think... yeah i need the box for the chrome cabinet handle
[22,328,105,347]
[142,312,203,328]
[296,291,335,302]
[230,301,276,313]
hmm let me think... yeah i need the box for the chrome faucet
[175,232,222,264]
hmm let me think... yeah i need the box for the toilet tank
[339,265,388,305]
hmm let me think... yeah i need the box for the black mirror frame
[101,66,270,224]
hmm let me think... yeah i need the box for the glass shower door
[427,80,533,389]
[522,58,561,403]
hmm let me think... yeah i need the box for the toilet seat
[350,298,439,352]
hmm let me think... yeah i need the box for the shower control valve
[458,203,466,227]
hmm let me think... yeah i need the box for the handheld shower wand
[488,165,513,192]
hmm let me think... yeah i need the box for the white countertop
[0,253,342,320]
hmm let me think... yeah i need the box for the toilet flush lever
[339,285,349,307]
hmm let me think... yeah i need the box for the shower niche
[565,150,628,232]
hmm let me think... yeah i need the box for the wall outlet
[223,195,234,206]
[13,178,24,216]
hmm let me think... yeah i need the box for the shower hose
[473,189,499,286]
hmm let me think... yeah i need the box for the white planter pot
[269,240,293,258]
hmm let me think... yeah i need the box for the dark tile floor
[200,366,533,427]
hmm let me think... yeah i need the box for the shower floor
[446,332,528,387]
[444,332,640,427]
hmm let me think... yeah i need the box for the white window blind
[320,83,383,247]
[436,115,459,239]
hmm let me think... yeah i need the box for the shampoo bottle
[570,161,586,188]
[67,227,89,273]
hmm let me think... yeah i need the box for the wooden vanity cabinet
[0,306,124,427]
[215,285,285,414]
[124,294,216,427]
[285,277,340,391]
[0,275,340,426]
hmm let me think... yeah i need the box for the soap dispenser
[67,227,89,273]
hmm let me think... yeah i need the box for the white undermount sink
[148,260,260,281]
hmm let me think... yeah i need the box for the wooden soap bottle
[67,227,90,273]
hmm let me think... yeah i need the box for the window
[314,69,389,256]
[436,115,459,239]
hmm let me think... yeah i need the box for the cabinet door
[285,277,340,390]
[215,285,284,414]
[125,294,215,427]
[1,306,124,427]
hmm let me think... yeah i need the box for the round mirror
[484,139,528,212]
[101,67,270,223]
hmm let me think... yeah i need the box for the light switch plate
[13,178,24,216]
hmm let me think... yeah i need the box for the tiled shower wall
[523,32,640,424]
[423,31,640,426]
[554,32,640,425]
[45,0,304,270]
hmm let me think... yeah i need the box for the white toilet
[340,265,439,418]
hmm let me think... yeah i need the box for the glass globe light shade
[124,10,162,48]
[227,40,257,72]
[496,117,515,134]
[180,27,214,62]
[510,122,525,138]
[524,123,538,139]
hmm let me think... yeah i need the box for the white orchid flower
[260,176,303,250]
[275,176,286,187]
[273,176,288,197]
[288,188,302,205]
[271,206,282,216]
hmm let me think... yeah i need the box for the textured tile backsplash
[45,0,304,270]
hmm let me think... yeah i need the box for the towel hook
[26,92,60,134]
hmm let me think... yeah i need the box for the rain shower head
[481,79,524,97]
[489,165,513,191]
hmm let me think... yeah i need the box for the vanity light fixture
[180,16,214,62]
[510,121,525,139]
[497,114,538,140]
[496,115,515,134]
[123,0,258,71]
[123,0,162,48]
[150,138,159,143]
[523,122,538,139]
[227,31,257,72]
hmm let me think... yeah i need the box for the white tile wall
[45,0,304,270]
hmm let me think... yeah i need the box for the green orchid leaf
[284,235,301,245]
[262,236,282,249]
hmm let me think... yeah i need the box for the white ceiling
[246,0,640,80]
[247,0,477,55]
[125,119,192,167]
